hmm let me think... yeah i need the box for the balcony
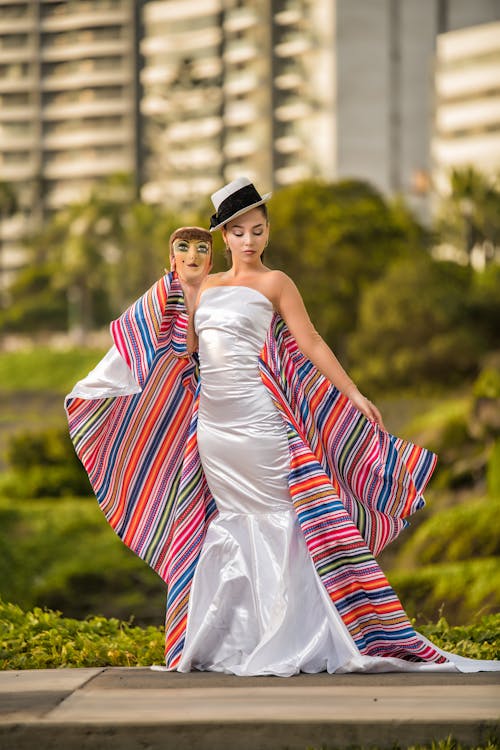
[224,101,257,127]
[167,116,222,144]
[436,63,500,101]
[274,71,303,91]
[274,134,302,154]
[0,75,34,93]
[224,71,258,97]
[0,46,33,64]
[275,99,310,122]
[0,16,36,34]
[42,68,129,91]
[43,151,133,179]
[224,136,256,159]
[43,98,129,120]
[41,9,129,34]
[275,34,310,58]
[43,126,130,150]
[275,163,312,185]
[224,39,258,65]
[436,97,500,135]
[144,0,219,24]
[274,8,302,27]
[0,132,35,149]
[0,104,36,121]
[142,27,221,57]
[224,7,258,33]
[0,158,37,181]
[41,38,127,62]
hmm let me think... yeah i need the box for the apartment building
[2,0,499,282]
[0,0,140,276]
[140,0,335,206]
[432,20,500,195]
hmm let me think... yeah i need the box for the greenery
[269,179,426,355]
[348,254,486,392]
[394,497,500,567]
[0,497,166,624]
[1,427,91,497]
[0,346,105,393]
[1,598,498,671]
[0,598,164,669]
[389,557,500,624]
[307,740,499,750]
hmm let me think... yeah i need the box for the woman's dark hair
[224,204,268,266]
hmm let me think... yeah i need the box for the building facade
[0,0,140,277]
[1,0,500,285]
[432,20,500,195]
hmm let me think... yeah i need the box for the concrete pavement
[0,667,498,749]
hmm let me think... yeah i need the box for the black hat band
[210,183,263,228]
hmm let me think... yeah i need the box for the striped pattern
[67,274,197,576]
[67,276,447,670]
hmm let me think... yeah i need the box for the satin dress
[176,286,497,676]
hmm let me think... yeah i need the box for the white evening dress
[175,286,499,676]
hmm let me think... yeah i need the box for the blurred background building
[1,0,499,281]
[0,0,141,279]
[432,19,500,195]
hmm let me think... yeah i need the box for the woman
[68,189,497,675]
[170,177,498,675]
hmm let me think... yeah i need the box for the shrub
[0,497,166,625]
[0,599,165,670]
[1,599,498,671]
[3,427,91,498]
[389,557,500,624]
[395,496,500,567]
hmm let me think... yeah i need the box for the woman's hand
[348,389,385,431]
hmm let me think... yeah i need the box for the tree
[437,167,500,265]
[0,180,19,307]
[268,179,429,354]
[4,173,190,340]
[348,254,484,393]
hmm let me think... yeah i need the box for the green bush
[0,497,166,625]
[419,614,500,662]
[395,496,500,567]
[389,557,500,624]
[348,255,484,393]
[0,599,164,669]
[1,598,498,671]
[2,427,91,498]
[474,368,500,400]
[488,440,500,497]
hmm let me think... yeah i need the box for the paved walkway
[0,668,498,749]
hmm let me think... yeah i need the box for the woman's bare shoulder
[261,269,296,294]
[201,272,226,290]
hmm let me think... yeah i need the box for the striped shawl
[66,273,447,669]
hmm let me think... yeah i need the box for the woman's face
[222,208,269,264]
[171,237,212,283]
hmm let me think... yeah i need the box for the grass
[306,740,499,750]
[0,347,105,393]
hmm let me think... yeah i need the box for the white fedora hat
[209,176,272,231]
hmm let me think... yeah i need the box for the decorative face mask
[169,227,213,283]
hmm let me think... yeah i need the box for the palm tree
[438,167,500,265]
[0,180,19,306]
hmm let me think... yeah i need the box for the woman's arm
[186,292,200,355]
[274,272,385,428]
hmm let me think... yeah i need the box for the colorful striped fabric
[67,274,199,577]
[67,273,447,669]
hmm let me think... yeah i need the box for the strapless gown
[176,286,497,676]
